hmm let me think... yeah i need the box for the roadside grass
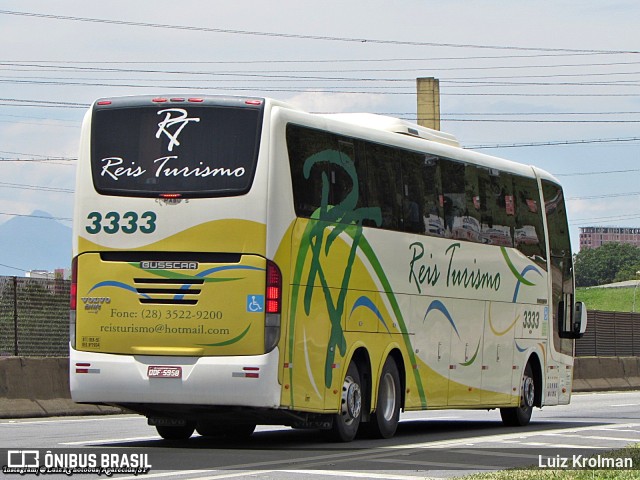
[462,443,640,479]
[576,286,639,313]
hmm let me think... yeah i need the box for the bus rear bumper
[70,348,281,408]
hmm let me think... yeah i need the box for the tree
[574,242,640,287]
[614,263,640,283]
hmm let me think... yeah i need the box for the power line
[570,214,640,226]
[0,181,73,193]
[468,137,640,149]
[0,262,27,273]
[554,168,640,177]
[0,211,71,221]
[445,119,640,124]
[0,149,76,160]
[568,191,640,200]
[1,10,637,54]
[572,213,640,222]
[5,63,640,77]
[3,61,640,78]
[3,79,640,97]
[375,111,640,117]
[0,119,79,129]
[0,52,623,65]
[0,97,87,107]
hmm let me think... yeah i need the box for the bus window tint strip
[286,123,547,267]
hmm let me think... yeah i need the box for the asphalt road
[1,390,639,479]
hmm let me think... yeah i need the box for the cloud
[284,91,386,113]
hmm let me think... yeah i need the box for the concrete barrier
[0,356,638,418]
[573,356,640,392]
[0,357,120,418]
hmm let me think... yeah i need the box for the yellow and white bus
[70,95,586,442]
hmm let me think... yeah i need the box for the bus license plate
[147,366,182,379]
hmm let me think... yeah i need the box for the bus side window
[422,155,444,237]
[331,140,365,218]
[287,125,330,218]
[441,159,466,240]
[543,180,574,356]
[513,175,547,268]
[400,151,426,234]
[364,143,402,231]
[463,164,482,243]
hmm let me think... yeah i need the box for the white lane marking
[539,432,639,442]
[179,472,276,480]
[59,421,640,449]
[118,468,441,480]
[384,422,640,450]
[281,470,441,480]
[372,457,502,469]
[453,448,537,459]
[0,415,140,426]
[61,436,158,445]
[517,442,604,449]
[611,403,640,407]
[117,470,212,480]
[117,471,278,480]
[598,427,640,433]
[87,421,640,480]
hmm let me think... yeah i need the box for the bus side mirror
[574,301,587,337]
[558,299,587,339]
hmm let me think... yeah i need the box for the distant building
[579,227,640,250]
[25,270,55,279]
[25,268,71,280]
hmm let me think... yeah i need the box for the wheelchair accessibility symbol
[247,295,264,313]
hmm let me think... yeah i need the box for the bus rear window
[91,103,263,197]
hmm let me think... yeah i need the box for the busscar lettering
[140,261,198,270]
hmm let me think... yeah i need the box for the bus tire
[155,423,195,440]
[500,362,535,427]
[367,357,401,439]
[329,361,362,442]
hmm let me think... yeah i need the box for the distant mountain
[0,211,72,277]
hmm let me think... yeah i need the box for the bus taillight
[70,257,78,349]
[265,260,282,352]
[266,260,282,314]
[70,257,78,311]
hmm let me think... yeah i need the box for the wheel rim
[522,375,534,408]
[341,375,362,425]
[379,372,397,421]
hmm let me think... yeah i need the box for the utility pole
[416,77,441,131]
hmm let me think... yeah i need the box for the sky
[0,1,639,273]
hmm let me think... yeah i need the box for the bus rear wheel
[500,362,535,426]
[328,361,362,442]
[367,357,401,439]
[155,423,195,440]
